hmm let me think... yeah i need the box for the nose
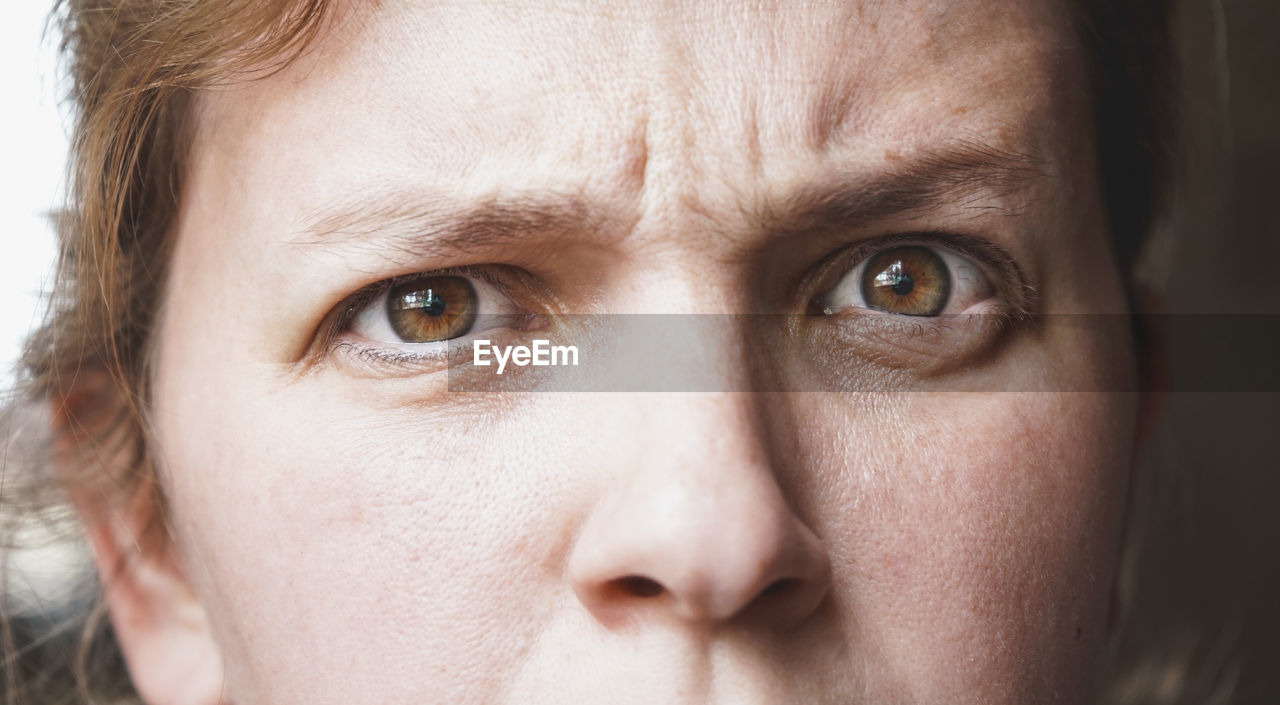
[567,396,831,631]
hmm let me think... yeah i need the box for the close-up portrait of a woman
[1,1,1277,704]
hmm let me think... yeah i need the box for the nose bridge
[592,302,766,394]
[568,392,830,629]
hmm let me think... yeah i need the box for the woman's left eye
[345,272,526,346]
[816,244,995,317]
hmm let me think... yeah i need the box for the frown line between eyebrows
[289,140,1047,263]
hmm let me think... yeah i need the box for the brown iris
[860,246,951,316]
[386,276,478,342]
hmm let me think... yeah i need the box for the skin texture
[92,1,1147,703]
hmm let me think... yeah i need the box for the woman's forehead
[194,0,1084,214]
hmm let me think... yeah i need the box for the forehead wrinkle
[801,1,1075,156]
[218,0,1081,272]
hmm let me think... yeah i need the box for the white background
[1,2,84,616]
[1,0,67,390]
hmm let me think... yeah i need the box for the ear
[52,369,227,705]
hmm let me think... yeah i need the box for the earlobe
[52,373,227,705]
[73,484,226,705]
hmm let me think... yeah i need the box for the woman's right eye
[345,272,526,347]
[378,275,478,343]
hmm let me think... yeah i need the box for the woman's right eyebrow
[291,187,620,261]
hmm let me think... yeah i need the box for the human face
[141,1,1140,703]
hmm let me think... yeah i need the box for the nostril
[759,577,799,598]
[614,575,665,598]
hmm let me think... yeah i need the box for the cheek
[796,390,1135,701]
[151,367,573,704]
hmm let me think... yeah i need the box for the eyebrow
[295,189,613,261]
[294,140,1046,258]
[763,140,1046,235]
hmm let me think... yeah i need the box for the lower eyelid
[807,310,1017,383]
[330,312,549,377]
[329,337,461,378]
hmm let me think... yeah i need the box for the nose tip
[568,479,832,630]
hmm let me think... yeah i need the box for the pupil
[889,273,915,296]
[421,289,446,317]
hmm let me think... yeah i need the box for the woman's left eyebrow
[761,140,1048,236]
